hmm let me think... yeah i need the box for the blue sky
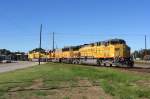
[0,0,150,52]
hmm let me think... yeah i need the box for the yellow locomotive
[28,52,48,62]
[49,39,133,67]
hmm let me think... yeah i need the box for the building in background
[0,49,28,62]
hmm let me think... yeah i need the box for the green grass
[0,62,149,99]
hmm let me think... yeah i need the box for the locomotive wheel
[104,63,106,66]
[96,60,100,66]
[110,64,112,67]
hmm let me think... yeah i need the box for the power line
[54,32,150,36]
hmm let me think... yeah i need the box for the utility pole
[145,35,147,50]
[52,32,55,58]
[39,24,42,65]
[53,32,55,51]
[144,35,147,57]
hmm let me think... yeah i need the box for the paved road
[0,61,43,73]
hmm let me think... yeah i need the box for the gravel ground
[134,63,150,68]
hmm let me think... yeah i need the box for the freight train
[47,39,134,67]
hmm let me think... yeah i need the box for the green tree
[29,48,46,54]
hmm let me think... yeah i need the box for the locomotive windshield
[95,39,126,46]
[108,39,126,45]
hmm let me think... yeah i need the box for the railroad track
[82,63,150,73]
[110,65,150,73]
[52,62,150,73]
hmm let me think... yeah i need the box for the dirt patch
[26,79,44,89]
[6,79,112,99]
[44,86,112,99]
[8,79,44,92]
[76,77,92,86]
[44,79,112,99]
[136,80,150,88]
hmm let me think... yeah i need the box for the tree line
[0,49,27,61]
[132,49,150,60]
[0,48,47,61]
